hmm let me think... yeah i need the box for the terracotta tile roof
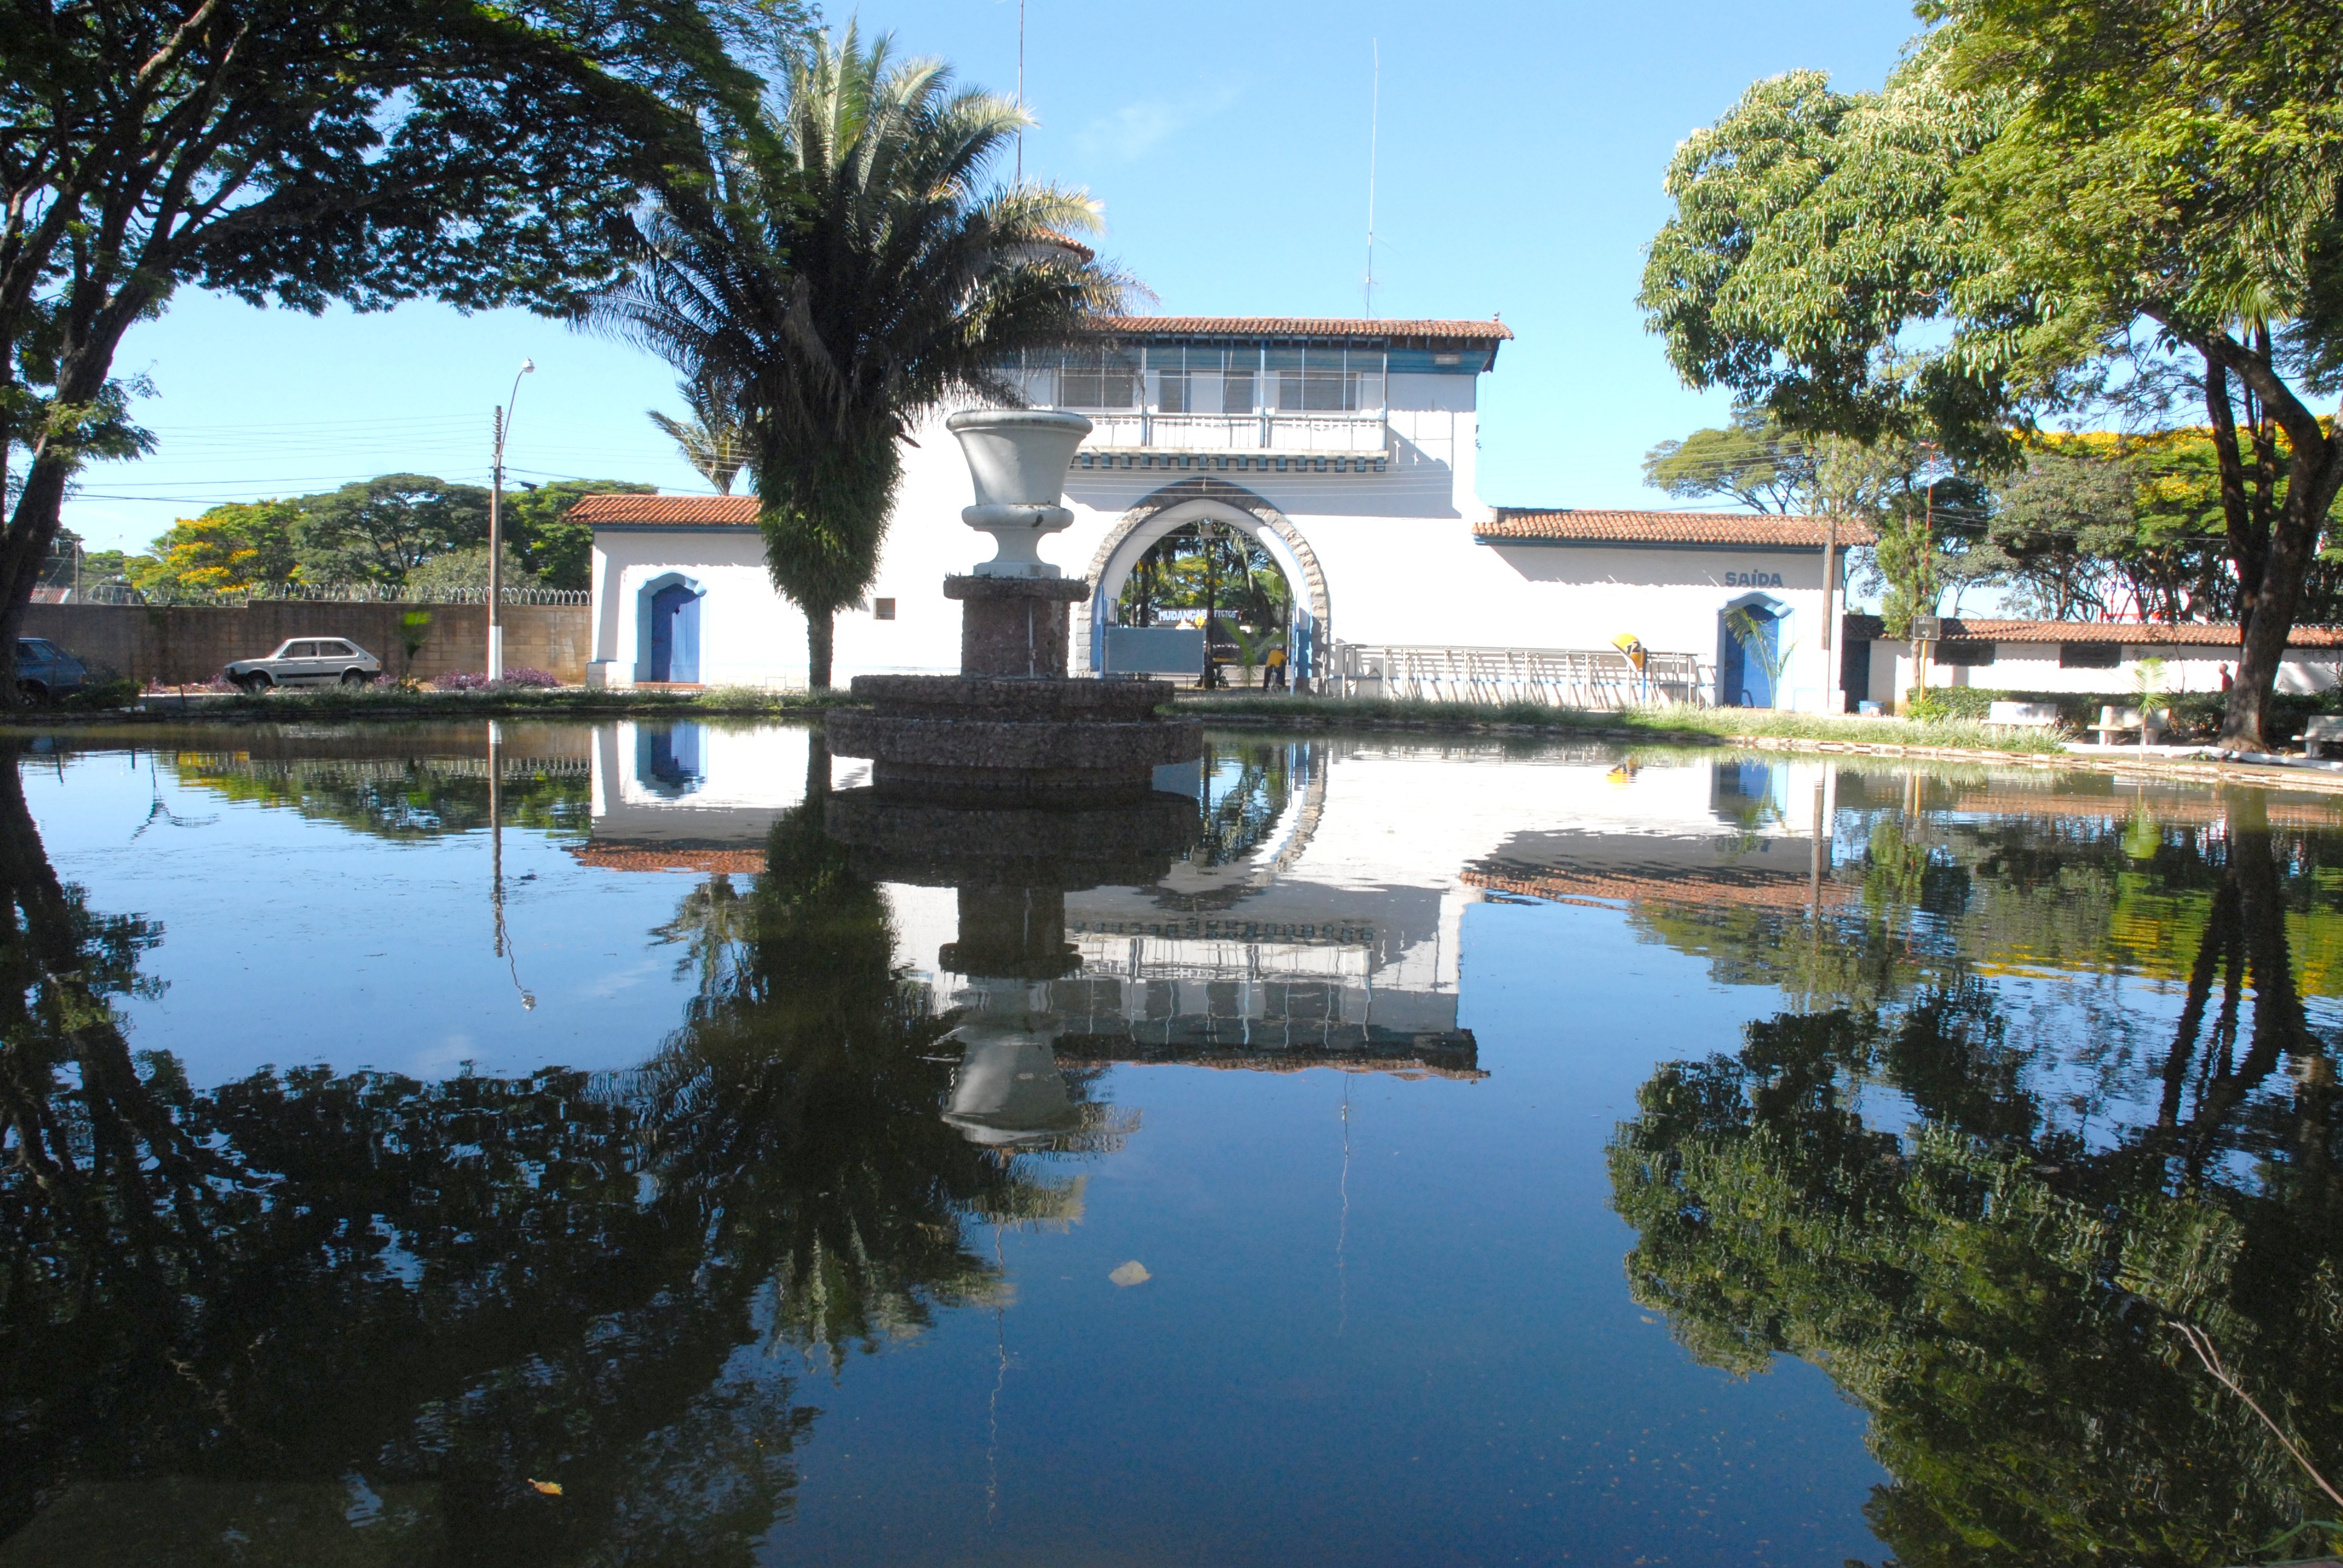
[567,493,760,527]
[1465,864,1858,913]
[1476,509,1874,548]
[572,843,765,874]
[1087,316,1513,342]
[1842,613,2343,648]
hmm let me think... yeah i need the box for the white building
[1844,615,2343,707]
[578,316,1867,711]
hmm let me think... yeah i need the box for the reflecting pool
[3,720,2339,1566]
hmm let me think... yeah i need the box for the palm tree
[594,25,1129,688]
[647,380,750,495]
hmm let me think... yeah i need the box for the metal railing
[1327,642,1711,708]
[1080,410,1389,455]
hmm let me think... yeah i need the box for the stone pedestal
[945,575,1087,678]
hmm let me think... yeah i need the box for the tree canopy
[1641,5,2343,745]
[592,24,1131,687]
[0,0,758,693]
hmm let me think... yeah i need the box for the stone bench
[2094,705,2164,745]
[1985,701,2062,730]
[2302,714,2343,757]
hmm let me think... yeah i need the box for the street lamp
[488,359,536,679]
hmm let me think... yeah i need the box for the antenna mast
[1365,38,1379,318]
[1016,0,1026,180]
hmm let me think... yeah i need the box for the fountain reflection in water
[824,407,1213,1148]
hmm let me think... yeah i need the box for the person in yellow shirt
[1264,643,1288,691]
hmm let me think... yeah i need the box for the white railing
[1078,410,1389,455]
[1328,642,1711,709]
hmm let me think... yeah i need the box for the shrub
[1905,687,2001,723]
[59,677,140,710]
[436,668,560,691]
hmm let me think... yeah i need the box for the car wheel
[237,673,273,696]
[341,669,371,687]
[15,680,47,706]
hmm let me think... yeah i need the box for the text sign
[1723,570,1785,588]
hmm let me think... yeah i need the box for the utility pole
[487,359,534,679]
[1015,0,1026,181]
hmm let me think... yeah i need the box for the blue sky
[65,0,1924,556]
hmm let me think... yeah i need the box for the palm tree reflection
[0,739,1072,1559]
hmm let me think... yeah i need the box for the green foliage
[1636,47,2017,459]
[594,23,1132,686]
[502,479,654,589]
[648,386,750,495]
[402,543,537,598]
[1116,521,1291,637]
[130,501,301,598]
[286,473,490,587]
[0,0,755,691]
[1643,406,1821,513]
[1905,685,1999,722]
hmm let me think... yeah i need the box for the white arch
[1077,482,1332,682]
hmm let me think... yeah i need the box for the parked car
[14,637,88,702]
[224,638,382,693]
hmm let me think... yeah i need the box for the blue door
[1721,605,1780,708]
[650,584,700,682]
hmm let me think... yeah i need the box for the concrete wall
[22,601,591,686]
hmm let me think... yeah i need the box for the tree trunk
[0,455,79,704]
[806,610,834,691]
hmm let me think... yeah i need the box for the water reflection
[1609,783,2343,1568]
[13,726,2343,1563]
[0,735,1071,1563]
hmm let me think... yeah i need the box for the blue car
[15,637,88,703]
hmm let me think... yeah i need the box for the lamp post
[488,359,535,679]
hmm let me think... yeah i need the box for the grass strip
[1173,691,2070,754]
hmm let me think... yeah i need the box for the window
[2059,641,2121,668]
[873,598,896,621]
[1936,641,1995,667]
[1057,345,1138,408]
[1267,346,1384,413]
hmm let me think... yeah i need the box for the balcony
[1069,410,1391,474]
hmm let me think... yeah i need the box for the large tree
[1935,0,2343,748]
[1643,7,2343,747]
[0,0,751,697]
[592,25,1129,688]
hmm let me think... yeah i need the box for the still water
[2,720,2338,1567]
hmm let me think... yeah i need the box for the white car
[224,638,383,692]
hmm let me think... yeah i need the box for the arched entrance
[638,573,705,684]
[1078,479,1331,684]
[1718,593,1788,708]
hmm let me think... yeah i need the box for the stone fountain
[825,409,1201,806]
[824,406,1204,1148]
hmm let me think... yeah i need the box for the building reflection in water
[578,723,1491,1106]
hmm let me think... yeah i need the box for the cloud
[1075,85,1239,163]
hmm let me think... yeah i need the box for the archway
[1078,479,1332,684]
[637,572,706,684]
[1717,592,1789,708]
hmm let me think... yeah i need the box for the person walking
[1265,642,1288,692]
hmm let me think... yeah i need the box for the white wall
[590,371,1846,707]
[1865,639,2343,707]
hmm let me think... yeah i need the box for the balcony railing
[1065,410,1391,472]
[1080,409,1386,451]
